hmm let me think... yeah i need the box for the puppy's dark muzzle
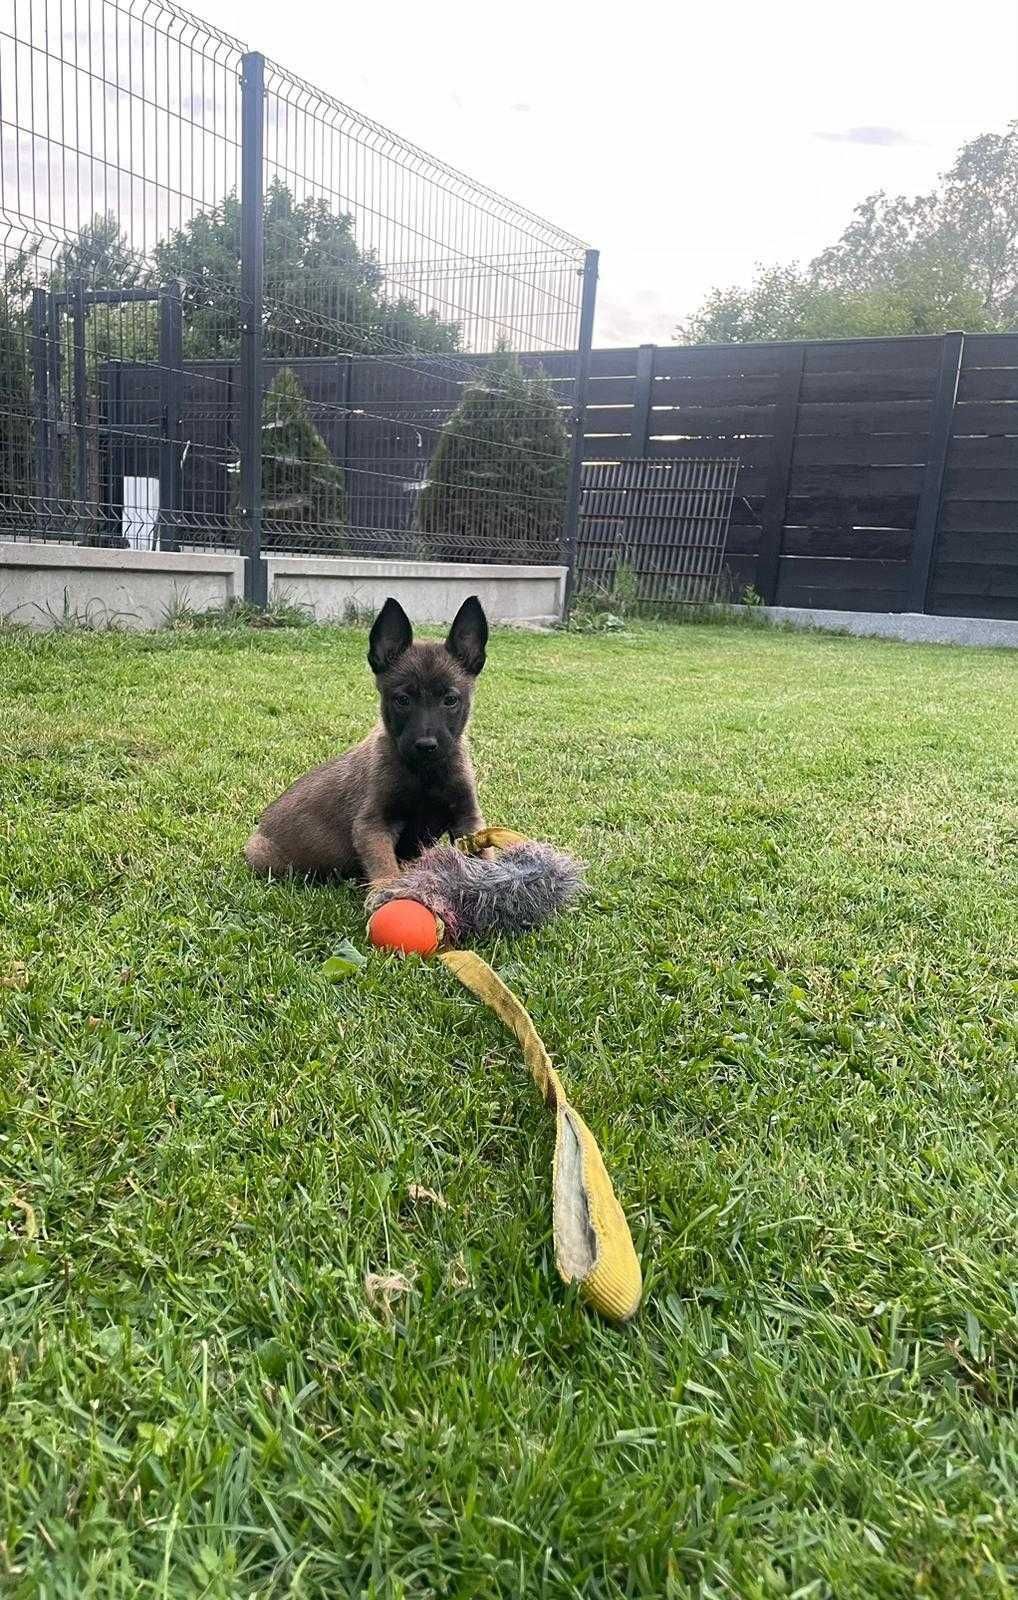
[405,735,441,770]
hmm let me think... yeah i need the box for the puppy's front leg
[447,798,494,860]
[352,816,400,888]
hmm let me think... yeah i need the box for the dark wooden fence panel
[768,339,938,609]
[101,330,1018,616]
[929,334,1018,618]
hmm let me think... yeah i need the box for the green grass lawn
[1,618,1016,1599]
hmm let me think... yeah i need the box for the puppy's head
[368,596,487,773]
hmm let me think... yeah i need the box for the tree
[679,122,1017,343]
[154,178,460,359]
[257,366,346,543]
[417,349,568,563]
[681,259,989,345]
[51,212,145,293]
[0,250,35,514]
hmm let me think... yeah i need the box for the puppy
[244,595,489,886]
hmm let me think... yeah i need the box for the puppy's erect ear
[368,598,413,674]
[445,595,488,676]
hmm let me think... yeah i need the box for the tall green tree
[154,179,460,358]
[680,259,989,345]
[257,366,346,543]
[680,122,1017,343]
[51,212,145,293]
[0,249,35,512]
[417,349,568,562]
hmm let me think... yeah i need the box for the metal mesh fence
[0,0,591,580]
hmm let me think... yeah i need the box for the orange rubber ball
[368,898,442,957]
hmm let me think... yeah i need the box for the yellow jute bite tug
[445,830,642,1321]
[368,825,643,1323]
[440,946,643,1323]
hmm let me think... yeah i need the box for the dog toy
[366,828,642,1324]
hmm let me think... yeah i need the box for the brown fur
[244,596,489,886]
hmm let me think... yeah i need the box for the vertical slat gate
[576,456,740,609]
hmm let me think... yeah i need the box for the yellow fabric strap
[455,826,529,854]
[439,947,642,1324]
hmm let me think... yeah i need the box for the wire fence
[0,0,594,588]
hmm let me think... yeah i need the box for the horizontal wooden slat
[653,343,792,379]
[793,433,930,468]
[585,375,637,405]
[582,435,634,460]
[730,491,765,518]
[583,406,636,434]
[799,367,935,404]
[927,593,1018,620]
[650,372,779,407]
[797,400,931,436]
[789,464,925,496]
[781,527,911,560]
[589,348,640,378]
[645,436,770,470]
[776,583,909,612]
[725,526,762,555]
[961,334,1018,367]
[776,556,910,591]
[958,368,1018,403]
[951,401,1018,435]
[946,433,1018,468]
[943,466,1018,500]
[648,404,776,438]
[929,562,1018,598]
[939,500,1018,534]
[803,338,941,375]
[936,531,1018,566]
[784,493,919,532]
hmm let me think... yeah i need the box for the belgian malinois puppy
[244,596,489,886]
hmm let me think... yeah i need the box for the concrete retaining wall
[266,556,565,626]
[0,544,567,631]
[0,544,243,630]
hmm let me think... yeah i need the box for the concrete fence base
[0,545,567,631]
[751,604,1018,649]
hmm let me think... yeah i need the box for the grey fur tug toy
[366,828,586,950]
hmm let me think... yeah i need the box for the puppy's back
[245,732,381,877]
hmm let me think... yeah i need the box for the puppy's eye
[443,691,461,708]
[392,691,411,709]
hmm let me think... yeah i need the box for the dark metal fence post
[31,288,50,510]
[631,343,655,457]
[239,51,266,606]
[756,345,804,605]
[46,293,62,504]
[158,279,183,551]
[561,247,599,617]
[72,278,88,508]
[906,330,964,614]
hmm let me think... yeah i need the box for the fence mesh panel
[0,0,588,566]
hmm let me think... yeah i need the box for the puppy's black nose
[414,736,438,754]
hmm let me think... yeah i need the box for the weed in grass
[164,592,315,631]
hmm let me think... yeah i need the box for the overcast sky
[204,0,1015,343]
